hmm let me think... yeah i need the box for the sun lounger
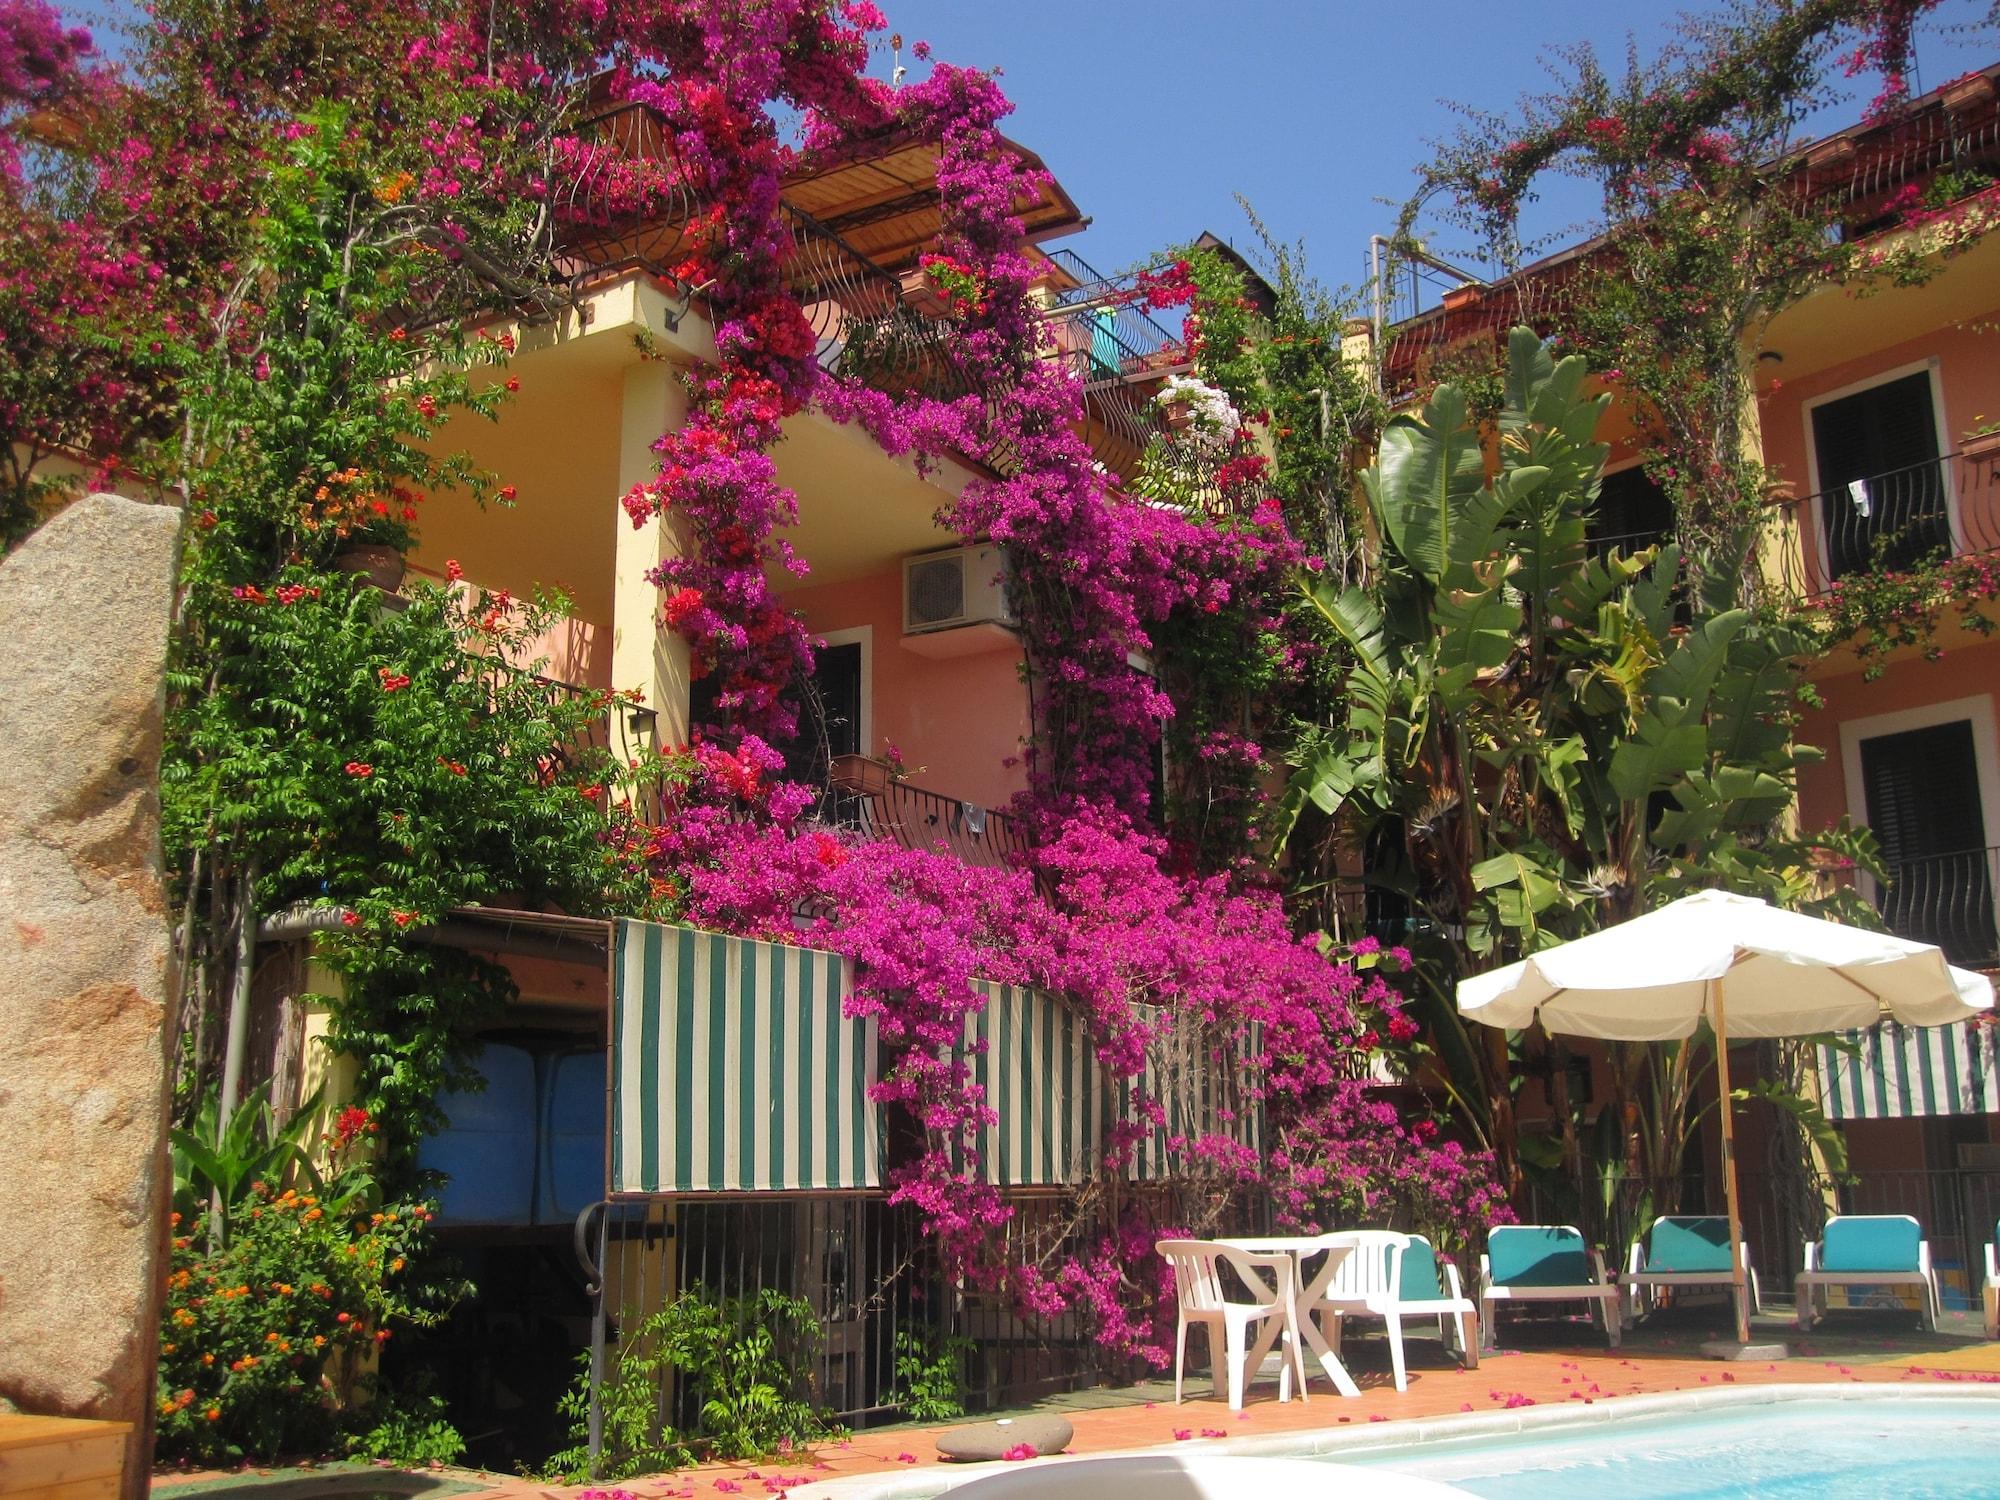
[1478,1224,1621,1350]
[1621,1214,1761,1328]
[1794,1213,1942,1332]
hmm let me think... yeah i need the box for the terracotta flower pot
[333,543,407,592]
[1962,429,2000,480]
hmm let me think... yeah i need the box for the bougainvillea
[11,0,1508,1381]
[1395,0,1966,571]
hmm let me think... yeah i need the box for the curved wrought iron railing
[825,753,1030,870]
[1773,449,2000,599]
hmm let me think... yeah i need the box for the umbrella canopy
[1458,889,1993,1041]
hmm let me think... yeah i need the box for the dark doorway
[1859,717,1997,964]
[1812,371,1950,579]
[782,640,863,791]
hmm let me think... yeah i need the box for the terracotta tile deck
[155,1312,2000,1500]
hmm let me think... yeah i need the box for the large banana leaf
[1363,384,1485,584]
[1607,610,1747,801]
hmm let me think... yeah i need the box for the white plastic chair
[1156,1239,1308,1410]
[1288,1231,1409,1392]
[1286,1231,1479,1394]
[1983,1226,1997,1341]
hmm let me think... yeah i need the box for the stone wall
[0,494,181,1497]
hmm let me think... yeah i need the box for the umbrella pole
[1710,975,1752,1346]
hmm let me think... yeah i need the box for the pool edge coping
[785,1382,2000,1500]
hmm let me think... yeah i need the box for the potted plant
[1963,416,2000,474]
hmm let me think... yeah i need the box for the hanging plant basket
[332,543,406,592]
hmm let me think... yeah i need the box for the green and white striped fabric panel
[1816,1020,2000,1120]
[610,920,881,1194]
[1119,1013,1265,1181]
[961,981,1101,1185]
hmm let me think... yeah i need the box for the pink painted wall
[405,562,610,689]
[1757,311,2000,582]
[1795,634,2000,832]
[786,567,1030,813]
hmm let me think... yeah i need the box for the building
[265,102,1222,1463]
[1375,61,2000,1310]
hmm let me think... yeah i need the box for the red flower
[504,377,520,392]
[334,1106,371,1144]
[444,558,463,583]
[377,667,410,692]
[340,910,361,928]
[344,761,373,777]
[663,587,705,629]
[391,909,418,928]
[438,757,467,776]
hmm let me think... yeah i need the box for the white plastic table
[1216,1235,1363,1398]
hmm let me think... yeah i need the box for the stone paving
[155,1309,2000,1500]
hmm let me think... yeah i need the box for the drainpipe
[1368,235,1390,352]
[216,858,259,1125]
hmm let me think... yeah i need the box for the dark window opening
[1859,718,1997,964]
[1591,465,1674,557]
[1812,371,1951,580]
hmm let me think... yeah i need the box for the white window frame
[816,625,874,762]
[1800,356,1960,559]
[1838,695,2000,904]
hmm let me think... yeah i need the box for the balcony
[824,753,1030,870]
[1872,846,2000,968]
[1773,448,2000,600]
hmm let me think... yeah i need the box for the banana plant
[1281,326,1884,1186]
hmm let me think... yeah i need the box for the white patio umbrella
[1457,888,1994,1344]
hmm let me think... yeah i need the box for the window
[1591,464,1674,556]
[1857,717,1997,964]
[1809,368,1951,579]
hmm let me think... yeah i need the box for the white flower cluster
[1158,374,1240,447]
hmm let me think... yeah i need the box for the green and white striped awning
[960,982,1104,1186]
[1816,1020,2000,1121]
[953,986,1264,1185]
[1121,1014,1265,1182]
[611,920,882,1194]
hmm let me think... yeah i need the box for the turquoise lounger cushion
[1647,1216,1733,1274]
[1821,1215,1922,1273]
[1400,1235,1447,1302]
[1488,1226,1593,1287]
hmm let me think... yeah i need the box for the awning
[610,920,881,1194]
[1817,1019,2000,1120]
[960,981,1103,1186]
[954,987,1263,1185]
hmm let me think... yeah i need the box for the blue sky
[881,0,2000,297]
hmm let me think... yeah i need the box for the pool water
[1347,1398,2000,1498]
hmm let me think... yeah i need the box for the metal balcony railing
[824,753,1030,871]
[1873,846,2000,968]
[1772,448,2000,600]
[1043,247,1185,365]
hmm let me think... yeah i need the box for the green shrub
[888,1328,974,1422]
[543,1286,841,1482]
[156,1101,448,1464]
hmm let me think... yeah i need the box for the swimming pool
[789,1386,2000,1500]
[1341,1394,2000,1498]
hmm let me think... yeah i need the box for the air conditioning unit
[902,544,1014,636]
